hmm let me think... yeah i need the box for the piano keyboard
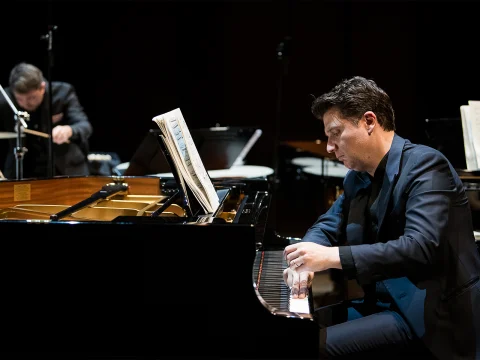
[253,250,311,315]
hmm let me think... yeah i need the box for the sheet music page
[467,101,480,169]
[460,105,478,170]
[152,108,220,213]
[155,114,211,213]
[173,110,220,208]
[159,134,191,207]
[162,116,211,212]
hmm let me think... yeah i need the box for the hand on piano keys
[254,250,313,317]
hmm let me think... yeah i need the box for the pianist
[283,76,480,359]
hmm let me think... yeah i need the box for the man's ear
[364,111,376,135]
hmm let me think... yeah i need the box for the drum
[291,157,323,168]
[152,165,274,179]
[302,160,349,178]
[207,165,274,179]
[288,157,322,182]
[302,160,349,210]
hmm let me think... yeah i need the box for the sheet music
[153,108,220,214]
[459,101,480,170]
[159,134,190,205]
[165,116,211,211]
[460,105,478,170]
[174,111,220,209]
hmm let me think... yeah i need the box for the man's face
[323,108,371,172]
[13,82,46,112]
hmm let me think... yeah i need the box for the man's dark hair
[9,62,44,94]
[311,76,396,131]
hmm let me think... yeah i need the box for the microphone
[276,36,292,60]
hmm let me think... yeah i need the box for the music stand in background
[0,84,29,179]
[40,24,58,178]
[123,126,262,176]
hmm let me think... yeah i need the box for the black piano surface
[0,175,343,358]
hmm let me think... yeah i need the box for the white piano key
[289,295,310,314]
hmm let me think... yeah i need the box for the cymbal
[282,140,335,159]
[0,132,24,139]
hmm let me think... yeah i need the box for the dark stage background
[1,0,479,235]
[1,0,479,168]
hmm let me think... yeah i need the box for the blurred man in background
[0,62,93,179]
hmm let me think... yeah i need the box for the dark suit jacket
[0,81,93,178]
[303,134,480,359]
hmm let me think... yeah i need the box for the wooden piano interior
[0,176,245,223]
[0,176,184,221]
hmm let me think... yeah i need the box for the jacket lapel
[375,134,405,234]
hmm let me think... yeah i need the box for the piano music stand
[156,135,205,218]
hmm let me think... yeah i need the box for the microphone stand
[273,36,292,181]
[41,25,57,178]
[0,84,29,180]
[268,36,292,232]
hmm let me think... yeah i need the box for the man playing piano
[283,76,480,359]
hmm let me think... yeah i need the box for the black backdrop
[1,0,479,169]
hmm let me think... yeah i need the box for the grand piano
[0,174,346,358]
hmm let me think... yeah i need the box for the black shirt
[338,151,389,276]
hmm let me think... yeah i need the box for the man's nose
[326,143,335,153]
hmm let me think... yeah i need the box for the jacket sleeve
[62,85,93,144]
[301,192,347,247]
[350,149,460,284]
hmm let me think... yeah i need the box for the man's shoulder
[402,141,453,171]
[52,81,74,91]
[404,141,444,158]
[51,82,78,99]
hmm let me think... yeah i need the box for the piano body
[0,174,345,358]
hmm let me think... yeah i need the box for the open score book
[152,108,220,214]
[460,101,480,170]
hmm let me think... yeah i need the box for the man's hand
[284,242,341,273]
[282,268,314,299]
[52,125,73,144]
[52,112,64,124]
